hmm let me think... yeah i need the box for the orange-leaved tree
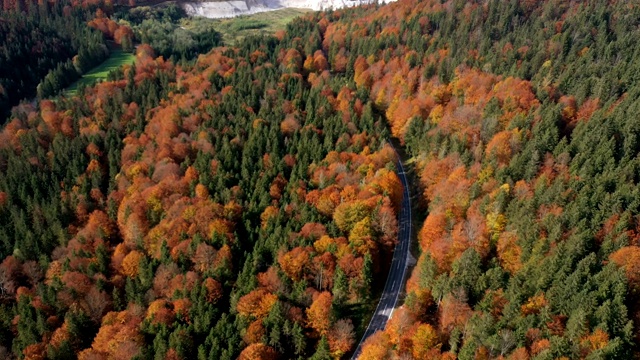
[237,289,278,319]
[306,291,333,336]
[238,343,278,360]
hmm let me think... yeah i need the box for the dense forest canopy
[2,0,640,359]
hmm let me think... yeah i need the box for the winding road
[351,145,412,359]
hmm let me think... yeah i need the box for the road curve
[351,144,412,359]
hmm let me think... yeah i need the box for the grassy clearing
[66,50,135,96]
[182,8,311,46]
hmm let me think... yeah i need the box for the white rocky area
[182,0,396,19]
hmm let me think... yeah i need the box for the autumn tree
[237,289,278,319]
[238,343,278,360]
[610,246,640,293]
[306,291,333,336]
[411,323,441,359]
[358,331,392,360]
[327,319,355,358]
[278,247,310,282]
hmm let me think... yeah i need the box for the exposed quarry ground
[134,0,393,20]
[180,0,393,19]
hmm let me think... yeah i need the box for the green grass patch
[231,19,268,31]
[66,50,135,96]
[182,8,312,46]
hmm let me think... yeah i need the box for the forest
[2,0,640,359]
[0,0,110,119]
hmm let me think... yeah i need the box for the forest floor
[182,7,311,45]
[65,50,136,96]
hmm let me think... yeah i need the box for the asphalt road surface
[351,146,412,359]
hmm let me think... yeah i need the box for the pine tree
[310,337,332,360]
